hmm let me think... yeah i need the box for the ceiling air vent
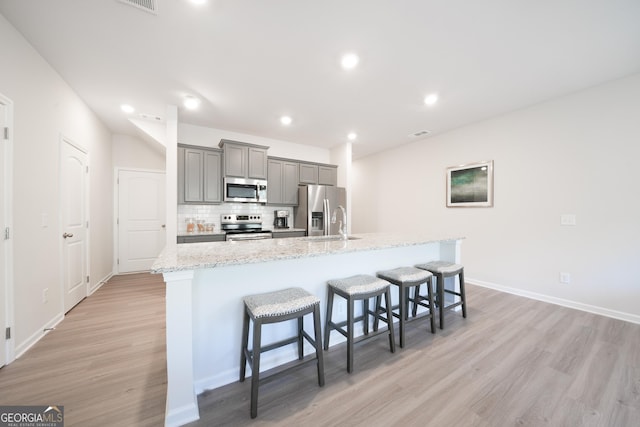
[409,130,431,138]
[139,113,164,122]
[118,0,158,15]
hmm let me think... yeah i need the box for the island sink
[304,235,361,242]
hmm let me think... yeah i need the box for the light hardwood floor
[0,273,167,426]
[1,274,639,426]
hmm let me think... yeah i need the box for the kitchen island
[152,232,464,427]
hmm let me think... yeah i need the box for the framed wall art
[446,160,494,207]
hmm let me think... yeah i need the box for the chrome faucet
[331,205,348,240]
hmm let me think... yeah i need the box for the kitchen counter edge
[152,232,465,274]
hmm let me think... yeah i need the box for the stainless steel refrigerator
[294,185,347,237]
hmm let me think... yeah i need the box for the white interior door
[61,140,88,312]
[118,170,166,273]
[0,98,9,367]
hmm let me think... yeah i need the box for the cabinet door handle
[63,232,74,239]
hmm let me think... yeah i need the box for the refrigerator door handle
[323,199,328,236]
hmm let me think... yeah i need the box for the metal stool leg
[323,288,334,350]
[459,269,467,318]
[313,305,325,386]
[384,287,396,353]
[239,306,250,381]
[347,295,355,373]
[250,319,262,419]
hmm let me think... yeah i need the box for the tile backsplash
[177,204,294,233]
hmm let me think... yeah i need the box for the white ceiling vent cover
[409,130,431,138]
[118,0,158,15]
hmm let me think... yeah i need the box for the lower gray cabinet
[177,234,226,243]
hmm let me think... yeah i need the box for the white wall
[0,14,113,355]
[112,134,165,171]
[352,73,640,321]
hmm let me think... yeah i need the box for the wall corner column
[165,105,178,245]
[163,269,199,427]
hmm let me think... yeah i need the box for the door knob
[63,232,74,238]
[161,224,166,228]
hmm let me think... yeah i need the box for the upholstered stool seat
[376,267,435,348]
[324,274,395,373]
[240,287,325,418]
[415,261,466,329]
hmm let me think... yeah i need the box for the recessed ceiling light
[341,53,359,70]
[120,104,135,114]
[183,96,201,110]
[424,93,439,106]
[347,132,357,141]
[280,116,292,126]
[190,0,206,4]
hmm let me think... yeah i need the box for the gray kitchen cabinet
[267,159,283,203]
[184,147,204,202]
[268,158,299,205]
[299,163,319,184]
[177,234,225,244]
[203,150,222,202]
[223,143,246,178]
[219,139,268,179]
[178,144,222,204]
[282,161,299,203]
[272,230,306,239]
[248,146,268,179]
[318,165,338,186]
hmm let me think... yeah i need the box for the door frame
[1,93,15,365]
[114,167,166,274]
[59,136,90,312]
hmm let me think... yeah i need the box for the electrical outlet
[42,288,49,303]
[559,273,571,284]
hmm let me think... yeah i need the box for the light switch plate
[560,214,576,226]
[560,273,571,284]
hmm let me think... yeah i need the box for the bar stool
[376,267,435,348]
[415,261,466,329]
[324,274,395,373]
[240,287,325,418]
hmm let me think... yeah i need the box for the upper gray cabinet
[299,162,338,186]
[268,158,299,205]
[299,163,318,185]
[219,139,268,179]
[318,165,338,186]
[178,144,222,204]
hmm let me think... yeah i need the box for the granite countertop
[152,232,464,273]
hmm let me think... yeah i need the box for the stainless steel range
[221,214,272,241]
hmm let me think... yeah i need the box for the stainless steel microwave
[223,177,267,203]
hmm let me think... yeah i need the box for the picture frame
[446,160,494,207]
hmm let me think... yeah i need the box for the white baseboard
[164,398,199,427]
[468,278,640,325]
[89,272,113,295]
[14,313,65,359]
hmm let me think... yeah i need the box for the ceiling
[1,0,639,159]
